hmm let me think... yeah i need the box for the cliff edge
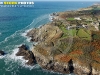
[27,5,100,75]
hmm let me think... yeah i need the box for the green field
[77,29,91,40]
[67,18,75,21]
[59,25,91,40]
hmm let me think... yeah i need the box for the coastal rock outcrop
[16,44,36,65]
[27,24,63,43]
[32,49,95,75]
[27,23,100,75]
[26,5,100,75]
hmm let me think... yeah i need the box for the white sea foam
[7,48,26,62]
[21,29,33,43]
[38,24,42,28]
[21,33,31,42]
[21,63,40,70]
[42,68,76,75]
[6,48,28,66]
[21,29,32,37]
[21,33,27,37]
[0,14,49,46]
[49,14,53,21]
[5,47,39,70]
[26,37,31,42]
[0,55,5,59]
[1,14,50,71]
[0,20,34,46]
[15,44,22,48]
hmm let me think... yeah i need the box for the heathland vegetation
[26,4,100,75]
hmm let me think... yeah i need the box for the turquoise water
[0,1,95,75]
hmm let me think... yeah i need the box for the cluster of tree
[91,31,100,41]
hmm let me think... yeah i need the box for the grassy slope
[59,24,91,40]
[77,29,91,40]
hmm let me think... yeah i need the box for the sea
[0,1,96,75]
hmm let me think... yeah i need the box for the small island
[17,4,100,75]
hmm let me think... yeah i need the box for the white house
[74,17,81,20]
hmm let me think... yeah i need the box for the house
[74,17,81,20]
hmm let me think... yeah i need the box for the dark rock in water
[0,50,5,56]
[16,44,36,65]
[30,39,34,42]
[33,44,35,46]
[18,44,28,50]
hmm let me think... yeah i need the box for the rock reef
[16,44,36,65]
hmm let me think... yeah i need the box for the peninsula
[17,4,100,75]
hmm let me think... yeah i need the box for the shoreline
[21,4,100,75]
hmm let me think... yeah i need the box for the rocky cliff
[26,5,100,75]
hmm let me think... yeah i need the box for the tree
[99,23,100,31]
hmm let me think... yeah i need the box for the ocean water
[0,1,95,75]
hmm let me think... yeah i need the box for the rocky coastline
[16,44,36,65]
[16,4,100,75]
